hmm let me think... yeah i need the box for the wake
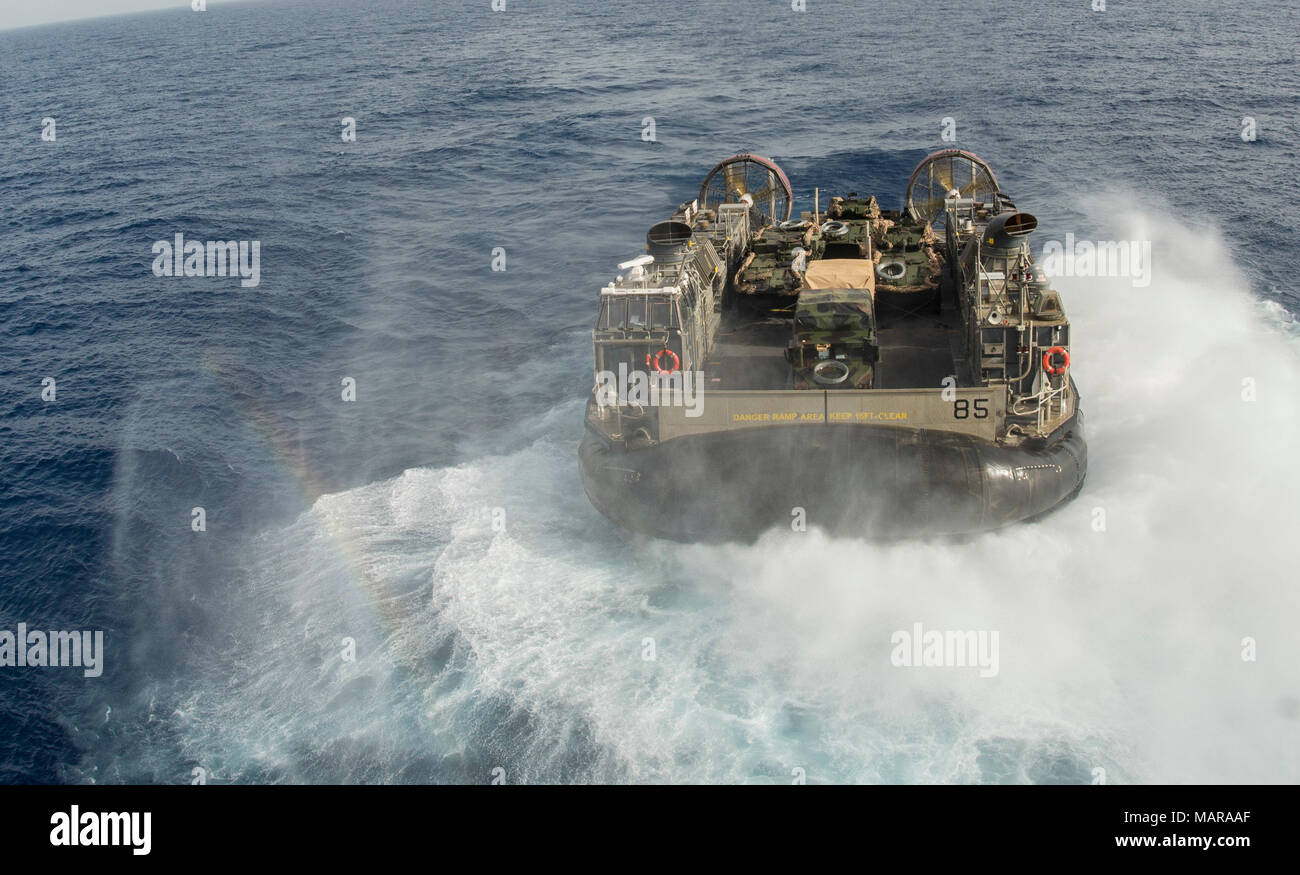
[103,198,1300,784]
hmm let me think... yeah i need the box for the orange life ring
[1042,346,1070,376]
[646,348,680,374]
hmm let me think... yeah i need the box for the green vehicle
[787,289,878,390]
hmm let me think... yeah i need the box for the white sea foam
[150,200,1300,784]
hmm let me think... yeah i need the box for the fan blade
[958,172,992,198]
[932,165,954,194]
[724,163,748,197]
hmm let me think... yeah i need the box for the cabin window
[597,298,625,331]
[597,344,642,375]
[649,299,672,328]
[625,297,648,329]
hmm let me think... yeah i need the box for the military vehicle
[787,289,878,390]
[579,150,1086,540]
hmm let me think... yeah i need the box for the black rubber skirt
[579,413,1086,541]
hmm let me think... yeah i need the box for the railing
[1010,377,1074,436]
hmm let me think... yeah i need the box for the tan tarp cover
[802,259,876,296]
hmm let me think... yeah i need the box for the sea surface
[1,0,1298,783]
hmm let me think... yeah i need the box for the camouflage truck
[787,289,878,389]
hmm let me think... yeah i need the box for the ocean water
[1,0,1298,783]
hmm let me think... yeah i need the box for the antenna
[618,254,655,271]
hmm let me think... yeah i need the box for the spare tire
[876,259,907,281]
[812,360,851,385]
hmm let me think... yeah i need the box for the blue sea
[2,0,1298,784]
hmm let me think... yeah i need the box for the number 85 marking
[952,398,989,419]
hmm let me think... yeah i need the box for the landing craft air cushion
[579,151,1087,540]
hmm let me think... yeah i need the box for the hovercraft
[579,150,1086,540]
